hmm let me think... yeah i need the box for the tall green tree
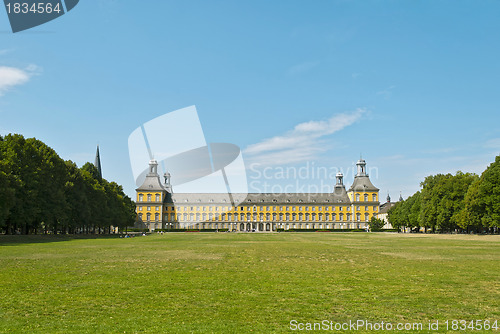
[419,172,478,232]
[477,156,500,230]
[0,136,17,229]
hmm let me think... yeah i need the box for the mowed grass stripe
[0,233,498,333]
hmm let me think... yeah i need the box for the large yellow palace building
[135,158,379,232]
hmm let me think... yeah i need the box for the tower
[356,158,367,176]
[94,145,102,181]
[335,172,344,186]
[348,158,380,227]
[136,159,168,232]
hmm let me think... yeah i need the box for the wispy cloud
[244,108,367,166]
[485,138,500,150]
[287,61,319,76]
[0,65,41,96]
[376,85,395,100]
[0,49,14,56]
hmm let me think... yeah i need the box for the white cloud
[0,65,39,96]
[376,85,395,100]
[244,108,366,166]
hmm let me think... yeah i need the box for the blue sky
[1,0,500,199]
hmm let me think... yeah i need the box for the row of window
[138,193,378,203]
[138,194,161,202]
[168,222,366,230]
[355,194,378,202]
[137,205,378,213]
[138,212,375,223]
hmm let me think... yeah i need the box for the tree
[477,156,500,230]
[0,136,17,229]
[419,172,478,233]
[1,133,135,234]
[368,216,385,230]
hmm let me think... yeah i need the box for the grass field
[0,232,499,333]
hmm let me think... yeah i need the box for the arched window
[155,194,160,202]
[372,194,377,202]
[364,194,368,202]
[355,194,360,201]
[147,194,152,202]
[339,213,344,221]
[365,213,369,221]
[139,213,143,221]
[155,213,159,222]
[356,213,361,221]
[146,213,151,221]
[139,194,143,202]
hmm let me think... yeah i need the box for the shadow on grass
[0,234,124,246]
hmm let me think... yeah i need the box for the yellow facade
[135,158,380,231]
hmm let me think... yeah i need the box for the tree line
[0,134,136,234]
[388,155,500,233]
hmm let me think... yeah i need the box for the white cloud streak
[244,108,367,166]
[0,65,40,96]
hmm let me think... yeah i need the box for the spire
[387,192,391,203]
[94,145,102,181]
[399,191,403,202]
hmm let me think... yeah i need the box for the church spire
[94,145,102,181]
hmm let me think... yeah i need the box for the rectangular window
[147,206,151,211]
[156,206,159,211]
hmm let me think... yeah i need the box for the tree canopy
[0,134,136,234]
[388,157,500,233]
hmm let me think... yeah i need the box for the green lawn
[0,233,499,333]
